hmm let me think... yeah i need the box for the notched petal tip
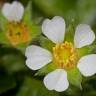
[43,69,69,92]
[25,45,52,70]
[74,24,95,48]
[2,1,24,22]
[42,16,66,44]
[77,54,96,77]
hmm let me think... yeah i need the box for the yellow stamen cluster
[53,42,78,70]
[7,22,31,46]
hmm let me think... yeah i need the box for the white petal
[77,54,96,77]
[11,1,24,22]
[2,3,12,21]
[42,16,65,44]
[2,1,24,22]
[25,45,52,70]
[74,24,95,48]
[44,69,69,92]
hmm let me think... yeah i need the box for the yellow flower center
[6,22,31,46]
[53,42,78,70]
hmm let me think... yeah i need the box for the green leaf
[16,77,59,96]
[77,0,96,24]
[1,51,26,73]
[67,68,82,88]
[64,85,81,96]
[40,36,55,52]
[0,74,16,93]
[33,0,77,17]
[16,42,30,54]
[83,91,96,96]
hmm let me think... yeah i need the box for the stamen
[6,22,31,46]
[53,42,78,70]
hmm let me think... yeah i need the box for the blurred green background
[0,0,96,96]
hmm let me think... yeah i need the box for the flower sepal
[0,10,7,32]
[40,36,55,52]
[35,62,57,76]
[0,10,10,45]
[67,68,82,89]
[23,0,32,25]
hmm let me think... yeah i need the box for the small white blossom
[25,16,96,92]
[2,1,24,22]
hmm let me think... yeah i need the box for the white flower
[2,1,24,22]
[25,16,96,92]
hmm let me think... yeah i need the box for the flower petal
[44,69,69,92]
[11,1,24,22]
[74,24,95,48]
[2,3,12,21]
[2,1,24,22]
[25,45,52,70]
[42,16,65,44]
[77,54,96,77]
